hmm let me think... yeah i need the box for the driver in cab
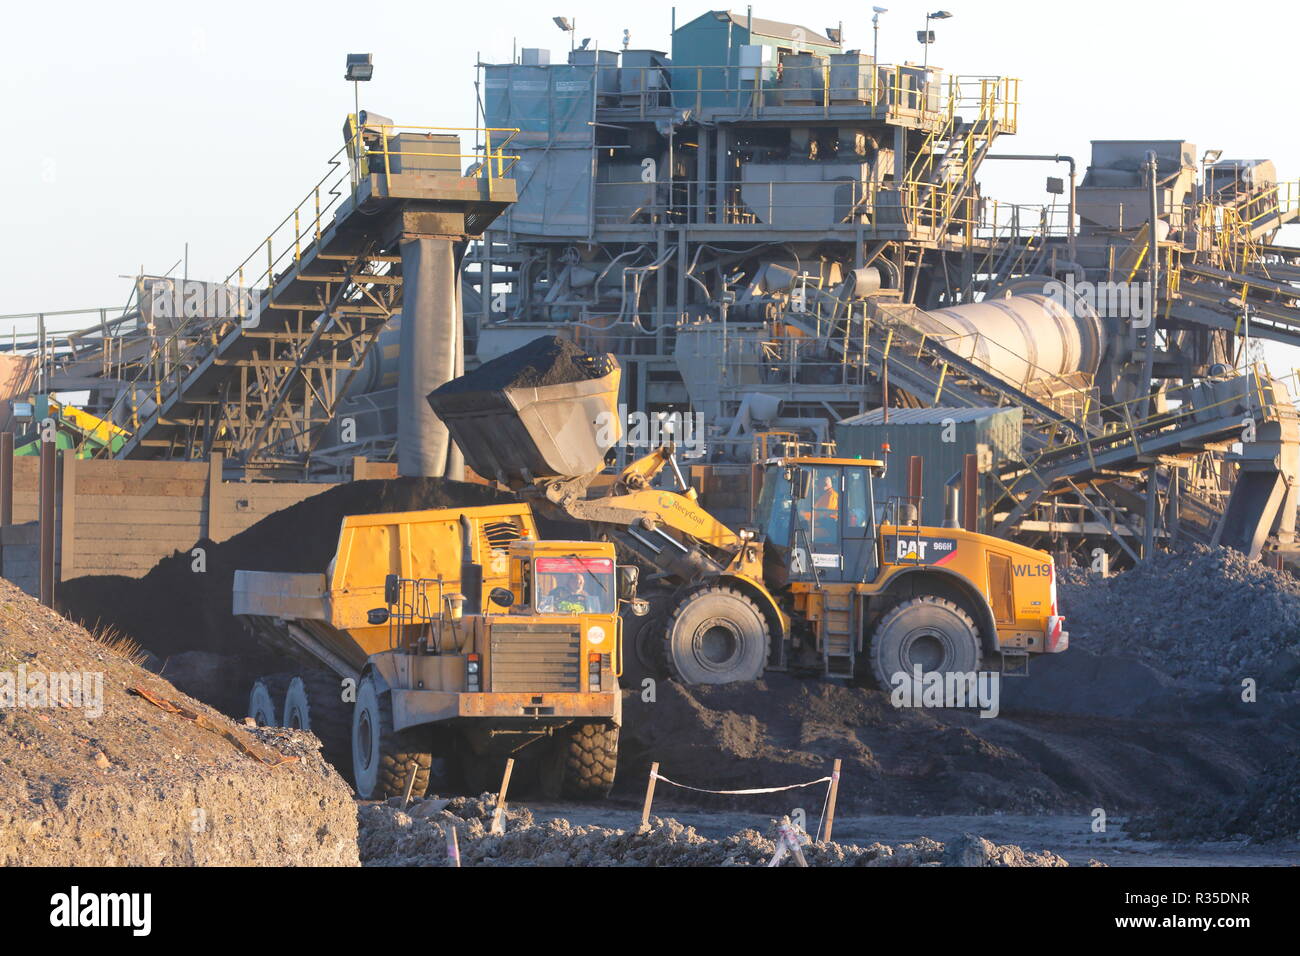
[541,572,590,614]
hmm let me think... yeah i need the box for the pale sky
[4,0,1298,324]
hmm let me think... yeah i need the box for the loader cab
[754,457,883,584]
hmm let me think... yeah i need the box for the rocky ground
[0,578,358,866]
[357,793,1072,867]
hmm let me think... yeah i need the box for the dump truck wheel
[867,596,983,691]
[283,671,354,781]
[663,586,769,685]
[352,673,432,800]
[246,673,291,726]
[540,722,619,799]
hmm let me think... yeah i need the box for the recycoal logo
[49,887,151,936]
[889,666,1000,718]
[0,666,103,717]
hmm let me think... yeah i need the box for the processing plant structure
[6,8,1300,573]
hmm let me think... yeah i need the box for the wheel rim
[356,708,374,772]
[693,617,741,671]
[903,630,948,673]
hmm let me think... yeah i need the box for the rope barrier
[650,771,833,796]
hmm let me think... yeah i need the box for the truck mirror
[488,586,515,608]
[617,564,639,600]
[629,598,650,617]
[384,573,399,606]
[367,607,390,625]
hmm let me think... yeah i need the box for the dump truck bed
[233,503,538,673]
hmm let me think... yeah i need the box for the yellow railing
[103,121,520,442]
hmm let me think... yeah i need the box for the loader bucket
[428,335,622,486]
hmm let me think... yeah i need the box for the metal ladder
[819,589,858,678]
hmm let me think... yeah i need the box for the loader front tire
[664,586,769,685]
[352,673,432,800]
[867,596,983,691]
[540,722,619,799]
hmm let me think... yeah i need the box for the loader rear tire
[283,670,354,781]
[246,673,292,726]
[867,596,983,691]
[663,586,769,685]
[540,722,619,800]
[352,673,432,801]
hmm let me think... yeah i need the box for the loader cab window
[844,466,870,535]
[796,465,841,549]
[534,556,615,615]
[756,467,795,547]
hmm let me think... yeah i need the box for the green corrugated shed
[834,406,1023,532]
[671,10,840,110]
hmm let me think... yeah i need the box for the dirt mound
[1058,545,1300,691]
[357,794,1069,866]
[0,578,358,865]
[431,335,614,395]
[57,477,514,715]
[1126,747,1300,843]
[614,673,1300,815]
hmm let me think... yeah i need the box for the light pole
[919,10,951,75]
[872,7,888,66]
[553,16,576,52]
[344,54,373,186]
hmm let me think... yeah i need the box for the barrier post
[824,758,842,844]
[641,761,660,827]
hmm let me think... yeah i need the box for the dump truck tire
[541,722,619,799]
[283,671,354,781]
[246,673,291,726]
[867,596,983,691]
[663,586,769,685]
[352,673,432,800]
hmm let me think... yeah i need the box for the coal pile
[1058,544,1300,690]
[57,477,515,714]
[430,335,614,395]
[614,671,1299,816]
[357,795,1070,867]
[1126,748,1300,844]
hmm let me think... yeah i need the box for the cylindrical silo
[906,292,1106,390]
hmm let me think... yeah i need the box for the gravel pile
[358,794,1070,867]
[1126,748,1300,844]
[1058,545,1300,690]
[0,578,358,866]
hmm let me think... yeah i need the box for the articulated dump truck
[429,336,1069,689]
[233,504,632,800]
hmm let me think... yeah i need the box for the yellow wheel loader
[233,504,639,800]
[429,336,1068,689]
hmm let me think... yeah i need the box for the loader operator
[799,474,841,542]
